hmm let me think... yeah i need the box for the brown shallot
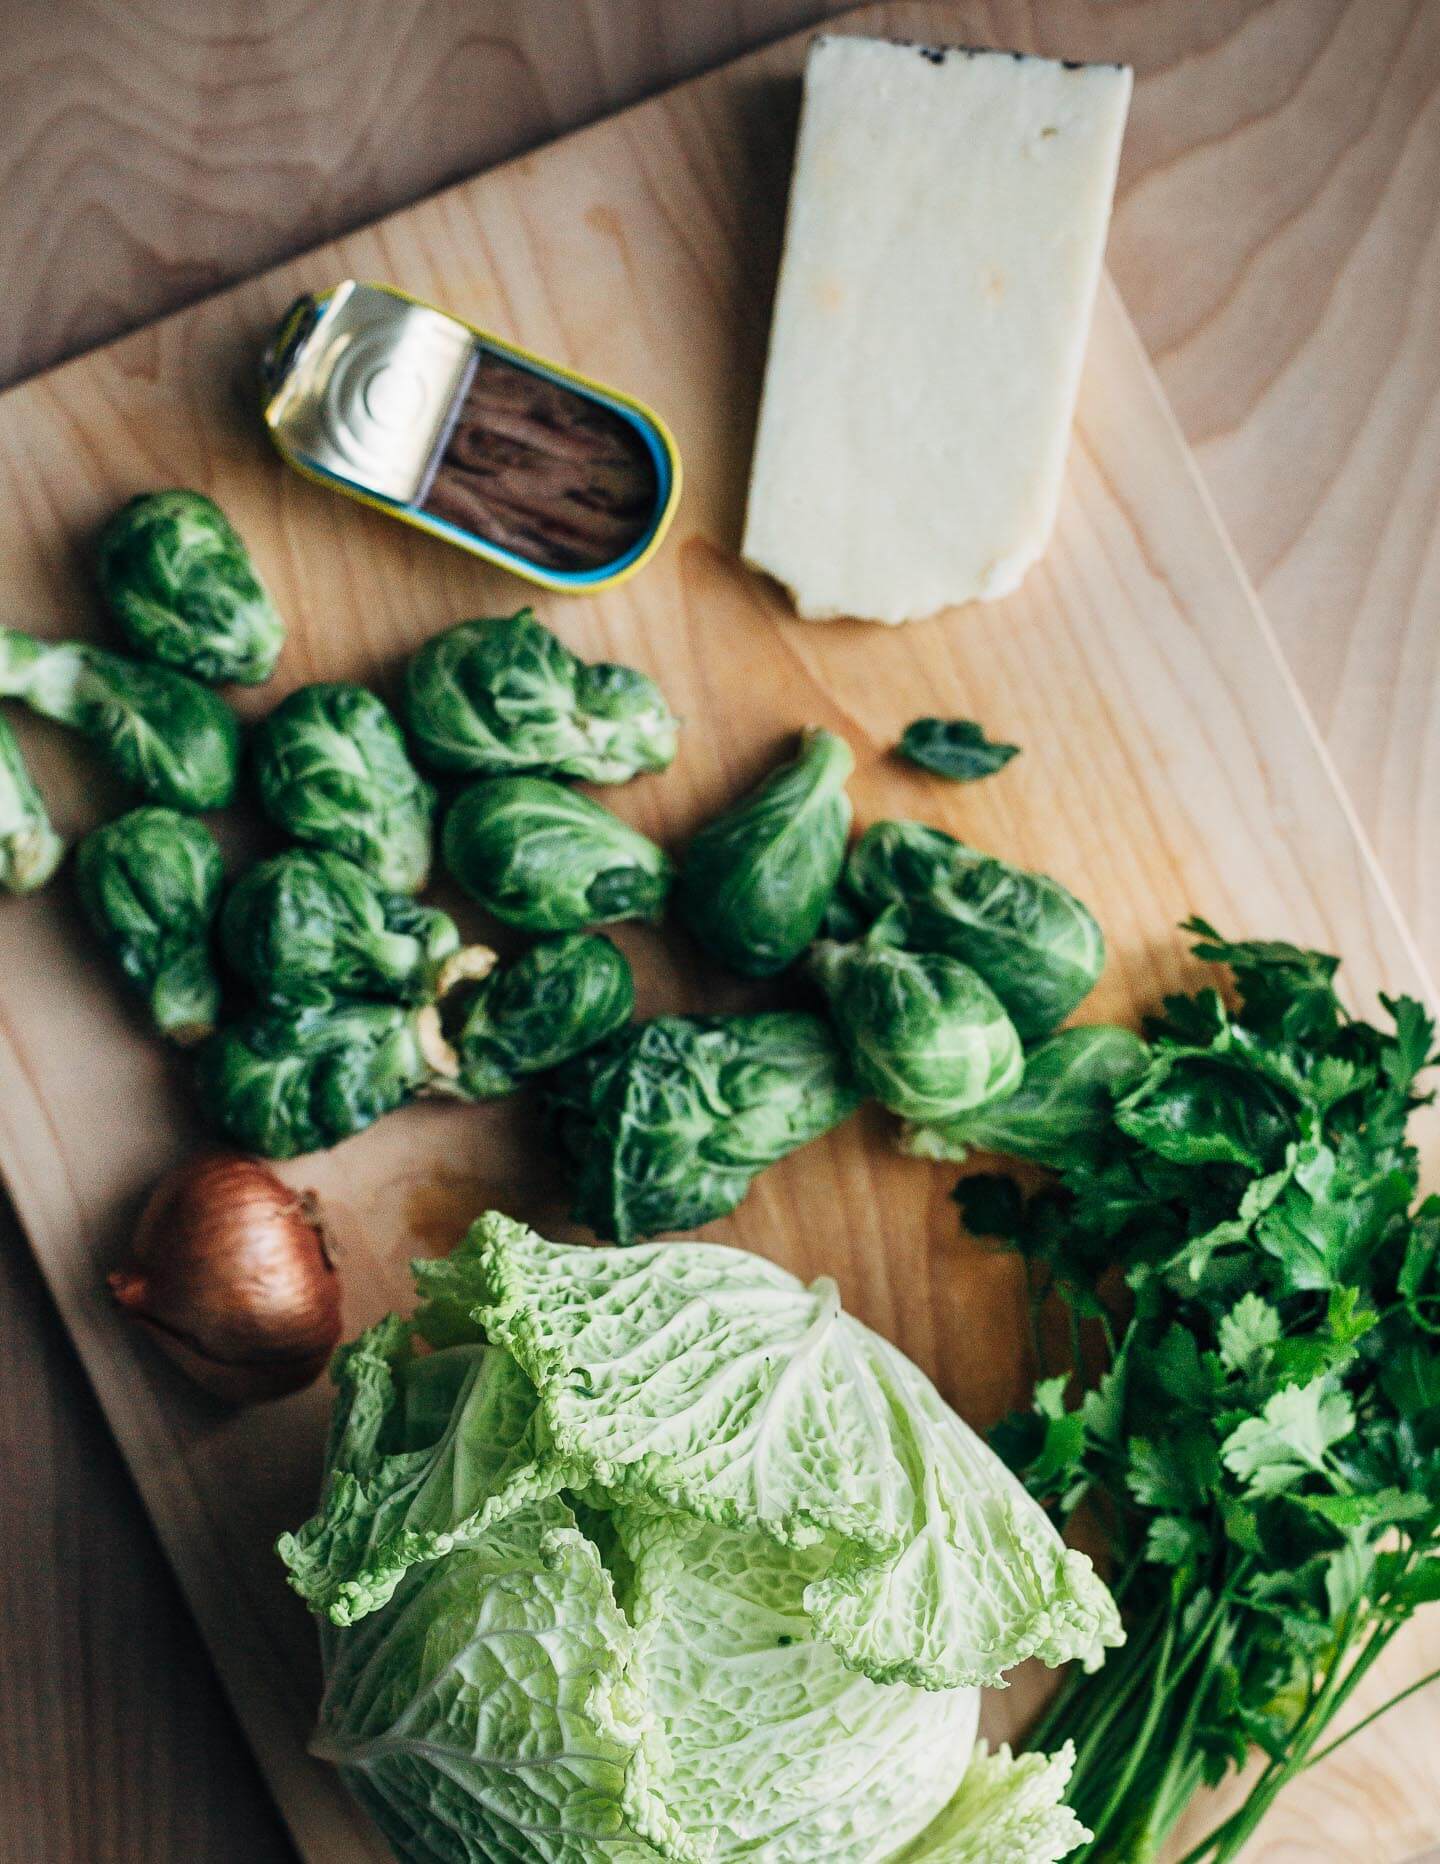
[108,1152,341,1403]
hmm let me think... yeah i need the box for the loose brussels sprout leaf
[450,933,635,1098]
[832,822,1104,1039]
[75,806,224,1042]
[443,775,672,932]
[544,1011,862,1242]
[902,1024,1150,1166]
[221,848,465,1009]
[0,713,63,894]
[0,628,240,811]
[810,935,1023,1123]
[252,683,436,893]
[402,608,677,782]
[897,718,1020,783]
[674,727,853,977]
[96,490,285,685]
[196,999,456,1158]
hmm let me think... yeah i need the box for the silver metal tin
[259,281,681,594]
[262,282,476,504]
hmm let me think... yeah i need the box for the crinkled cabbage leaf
[282,1215,1117,1863]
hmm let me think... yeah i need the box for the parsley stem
[1061,1576,1237,1855]
[1067,1303,1084,1383]
[1080,1603,1177,1849]
[1078,1605,1179,1846]
[1023,1260,1046,1379]
[1302,1659,1440,1769]
[1134,1671,1212,1858]
[1031,1610,1148,1764]
[1175,1612,1383,1864]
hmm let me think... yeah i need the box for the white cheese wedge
[742,37,1132,625]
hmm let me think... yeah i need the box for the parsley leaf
[1220,1380,1355,1495]
[1183,918,1342,1044]
[1380,994,1437,1093]
[1128,1430,1220,1511]
[1116,1052,1296,1170]
[952,1172,1025,1239]
[992,1375,1089,1507]
[1147,1514,1205,1567]
[1293,1488,1428,1530]
[1218,1293,1282,1378]
[966,920,1439,1857]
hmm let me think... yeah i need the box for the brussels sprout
[221,849,475,1009]
[443,776,672,932]
[96,490,285,685]
[0,713,63,894]
[196,999,460,1158]
[252,683,436,893]
[75,807,224,1043]
[402,609,677,782]
[674,728,853,977]
[0,628,239,811]
[808,932,1022,1123]
[545,1011,862,1243]
[448,933,635,1098]
[901,1023,1150,1166]
[829,822,1104,1039]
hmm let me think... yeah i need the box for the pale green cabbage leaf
[460,1218,1121,1690]
[620,1510,980,1860]
[282,1214,1115,1863]
[892,1743,1090,1863]
[313,1500,703,1863]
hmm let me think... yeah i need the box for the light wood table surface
[1,3,1437,1860]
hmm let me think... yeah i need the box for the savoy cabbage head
[281,1214,1120,1862]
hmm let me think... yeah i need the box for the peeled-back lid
[261,281,680,592]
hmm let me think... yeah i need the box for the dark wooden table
[3,3,1438,1858]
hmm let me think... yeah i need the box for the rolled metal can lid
[263,283,475,505]
[260,281,681,594]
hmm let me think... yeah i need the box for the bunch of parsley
[965,921,1440,1862]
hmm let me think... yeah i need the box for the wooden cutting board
[0,7,1435,1860]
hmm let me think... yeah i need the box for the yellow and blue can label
[260,281,681,594]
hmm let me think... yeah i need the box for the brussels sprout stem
[0,711,63,894]
[415,1004,463,1089]
[0,630,106,727]
[0,628,59,707]
[797,723,854,789]
[433,945,498,1002]
[148,946,222,1046]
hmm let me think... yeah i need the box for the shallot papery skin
[109,1151,342,1403]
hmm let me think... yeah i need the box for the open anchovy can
[260,281,681,593]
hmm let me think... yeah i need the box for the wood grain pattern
[0,1227,295,1864]
[7,0,1435,937]
[1,3,1438,1862]
[0,0,864,391]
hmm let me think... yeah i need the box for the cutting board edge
[1097,275,1440,1016]
[0,1099,386,1855]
